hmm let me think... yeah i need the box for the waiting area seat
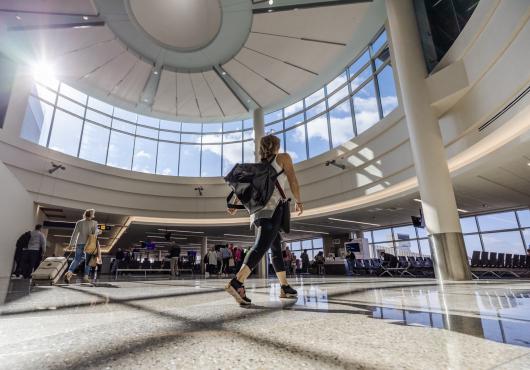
[470,251,530,278]
[114,260,171,280]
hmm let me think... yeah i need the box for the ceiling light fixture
[224,233,254,238]
[153,70,158,75]
[83,16,89,20]
[413,198,422,203]
[328,218,380,227]
[268,0,274,5]
[290,228,329,235]
[221,71,226,75]
[15,15,21,20]
[156,229,204,234]
[527,162,530,166]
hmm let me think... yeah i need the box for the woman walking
[225,135,303,305]
[64,209,99,284]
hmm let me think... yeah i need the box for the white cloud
[135,150,151,159]
[161,168,172,176]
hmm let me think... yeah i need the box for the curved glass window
[265,27,398,163]
[21,81,255,177]
[21,27,397,174]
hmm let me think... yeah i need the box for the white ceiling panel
[16,26,114,60]
[223,59,287,108]
[0,0,98,15]
[191,73,223,117]
[153,69,177,115]
[176,73,200,117]
[234,48,310,94]
[252,4,369,44]
[202,70,246,116]
[245,32,343,73]
[112,59,151,103]
[57,39,125,79]
[82,51,137,93]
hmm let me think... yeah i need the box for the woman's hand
[227,208,237,216]
[295,202,304,216]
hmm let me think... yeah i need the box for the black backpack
[224,156,284,215]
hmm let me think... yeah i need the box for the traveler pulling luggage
[64,208,101,284]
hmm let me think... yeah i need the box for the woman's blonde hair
[259,134,280,161]
[83,209,96,219]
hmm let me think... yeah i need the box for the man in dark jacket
[380,251,399,268]
[301,250,310,273]
[166,233,181,277]
[13,231,31,277]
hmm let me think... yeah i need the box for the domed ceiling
[0,0,374,121]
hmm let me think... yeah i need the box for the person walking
[225,134,303,305]
[64,209,99,284]
[21,225,46,279]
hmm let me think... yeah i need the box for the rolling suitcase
[31,257,68,286]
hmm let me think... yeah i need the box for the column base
[429,232,472,281]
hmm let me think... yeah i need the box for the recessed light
[153,70,158,75]
[221,71,226,75]
[527,162,530,166]
[82,16,89,20]
[15,15,22,20]
[268,9,273,12]
[268,0,274,5]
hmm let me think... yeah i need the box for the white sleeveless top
[250,156,288,225]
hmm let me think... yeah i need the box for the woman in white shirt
[65,209,99,284]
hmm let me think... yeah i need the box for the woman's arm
[69,221,80,248]
[278,153,303,215]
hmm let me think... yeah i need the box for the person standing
[301,249,310,274]
[207,248,218,277]
[225,134,303,305]
[167,233,181,277]
[221,245,232,276]
[21,225,46,279]
[64,209,98,284]
[346,250,356,276]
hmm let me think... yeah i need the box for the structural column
[385,0,471,281]
[201,236,207,275]
[253,108,268,279]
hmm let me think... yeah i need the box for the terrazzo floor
[2,276,530,369]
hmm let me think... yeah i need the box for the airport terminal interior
[1,0,530,369]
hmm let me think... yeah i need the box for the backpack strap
[275,180,289,201]
[226,191,245,209]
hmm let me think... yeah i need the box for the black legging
[243,205,285,273]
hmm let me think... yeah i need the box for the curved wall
[1,0,529,223]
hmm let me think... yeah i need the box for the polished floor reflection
[1,277,530,369]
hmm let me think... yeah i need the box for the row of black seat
[116,260,170,269]
[352,256,434,273]
[470,251,530,269]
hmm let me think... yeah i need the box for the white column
[201,236,207,275]
[253,108,268,279]
[2,66,33,139]
[386,0,471,281]
[253,107,265,161]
